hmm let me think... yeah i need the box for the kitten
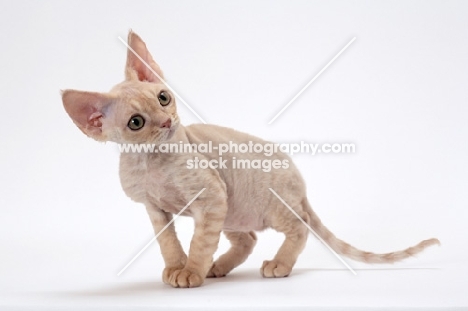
[62,31,439,288]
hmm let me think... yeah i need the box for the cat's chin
[153,127,177,144]
[165,124,179,141]
[166,128,175,140]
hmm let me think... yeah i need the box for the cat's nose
[160,118,172,128]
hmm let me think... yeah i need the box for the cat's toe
[206,262,228,278]
[162,266,185,285]
[167,268,204,288]
[260,260,292,278]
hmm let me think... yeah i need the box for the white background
[0,0,467,310]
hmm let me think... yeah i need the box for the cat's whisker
[62,31,439,288]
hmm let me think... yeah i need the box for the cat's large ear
[62,90,114,141]
[125,30,164,83]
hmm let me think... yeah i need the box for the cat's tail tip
[343,237,441,264]
[423,238,441,247]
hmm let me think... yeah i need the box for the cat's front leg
[166,196,228,288]
[145,205,187,285]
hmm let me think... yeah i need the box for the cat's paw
[206,262,230,278]
[162,266,185,285]
[166,268,204,288]
[260,260,292,278]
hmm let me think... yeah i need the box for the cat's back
[185,124,267,144]
[184,124,306,231]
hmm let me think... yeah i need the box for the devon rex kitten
[62,31,439,288]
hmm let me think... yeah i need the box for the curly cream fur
[61,31,439,288]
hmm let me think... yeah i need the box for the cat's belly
[222,219,265,232]
[222,202,266,232]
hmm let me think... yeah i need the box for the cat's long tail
[303,199,440,263]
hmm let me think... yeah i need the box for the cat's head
[62,31,179,144]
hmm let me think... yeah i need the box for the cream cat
[62,31,439,288]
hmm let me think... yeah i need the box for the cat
[61,30,439,288]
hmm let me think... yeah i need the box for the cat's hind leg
[260,212,308,278]
[207,231,257,278]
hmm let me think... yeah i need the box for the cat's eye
[127,115,145,131]
[158,91,171,106]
